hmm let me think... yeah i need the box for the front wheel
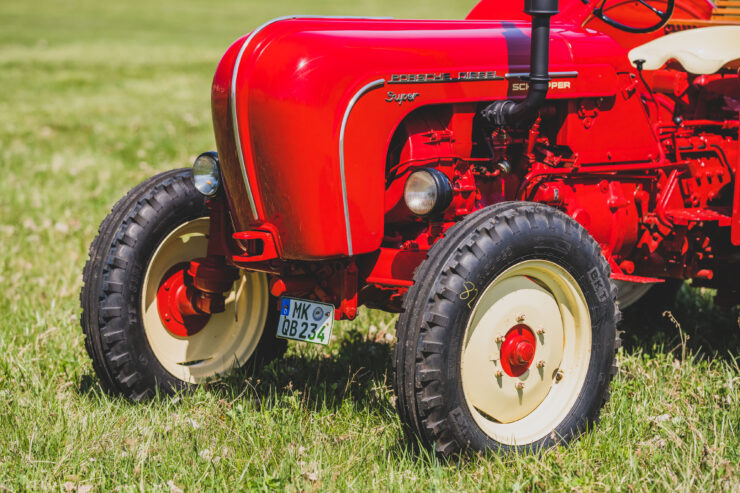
[393,202,620,456]
[80,169,285,400]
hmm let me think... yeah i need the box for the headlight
[403,168,453,217]
[193,152,221,197]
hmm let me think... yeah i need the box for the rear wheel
[80,169,285,399]
[393,202,619,456]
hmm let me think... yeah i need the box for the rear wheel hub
[500,325,536,377]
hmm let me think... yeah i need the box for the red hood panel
[219,18,625,259]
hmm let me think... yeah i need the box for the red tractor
[81,0,739,455]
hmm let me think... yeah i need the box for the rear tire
[393,202,620,457]
[80,169,285,400]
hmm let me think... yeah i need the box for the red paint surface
[734,115,740,245]
[221,17,623,259]
[500,325,537,378]
[157,266,209,338]
[208,0,739,315]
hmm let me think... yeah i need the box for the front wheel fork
[189,197,241,315]
[182,256,239,315]
[156,198,240,336]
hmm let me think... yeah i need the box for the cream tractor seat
[629,26,740,74]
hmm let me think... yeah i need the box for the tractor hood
[212,17,626,260]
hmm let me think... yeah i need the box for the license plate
[277,297,334,345]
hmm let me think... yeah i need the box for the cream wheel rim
[141,217,269,384]
[460,260,592,446]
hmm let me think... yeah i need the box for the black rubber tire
[393,202,620,457]
[80,168,285,400]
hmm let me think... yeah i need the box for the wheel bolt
[495,336,504,344]
[495,370,503,378]
[536,360,545,369]
[555,370,564,382]
[515,382,524,390]
[537,328,545,335]
[516,314,526,323]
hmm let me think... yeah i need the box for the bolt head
[536,360,545,368]
[515,382,524,390]
[516,314,526,323]
[495,336,504,344]
[494,370,503,378]
[537,328,546,335]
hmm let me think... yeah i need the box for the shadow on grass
[76,327,398,413]
[75,326,424,457]
[209,328,398,415]
[77,285,738,410]
[621,283,740,360]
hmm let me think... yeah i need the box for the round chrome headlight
[193,152,221,197]
[403,168,453,217]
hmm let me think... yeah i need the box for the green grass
[0,0,738,490]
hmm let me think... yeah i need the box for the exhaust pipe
[482,0,559,127]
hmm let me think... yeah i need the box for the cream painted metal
[629,26,740,74]
[460,260,592,445]
[141,218,269,383]
[614,280,653,309]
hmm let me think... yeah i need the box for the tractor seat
[628,26,740,74]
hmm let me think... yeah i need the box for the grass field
[0,0,738,490]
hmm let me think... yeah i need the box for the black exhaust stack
[482,0,559,127]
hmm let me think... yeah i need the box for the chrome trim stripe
[387,72,505,85]
[230,16,392,221]
[386,71,579,85]
[339,79,386,257]
[505,71,580,79]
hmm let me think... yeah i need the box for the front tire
[393,202,620,456]
[80,169,285,400]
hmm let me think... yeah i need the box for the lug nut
[516,314,526,323]
[495,370,503,378]
[536,360,545,369]
[537,328,546,335]
[495,336,504,343]
[555,370,564,382]
[515,382,524,390]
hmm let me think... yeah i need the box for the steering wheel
[592,0,676,34]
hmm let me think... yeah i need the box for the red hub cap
[156,264,209,337]
[499,325,536,377]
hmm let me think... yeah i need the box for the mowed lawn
[0,0,738,490]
